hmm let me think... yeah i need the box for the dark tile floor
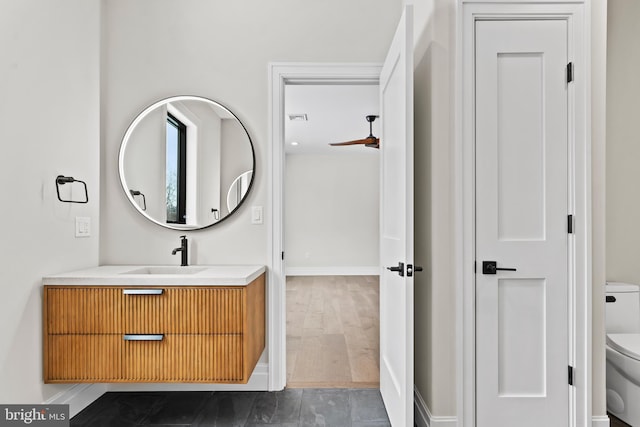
[70,389,391,427]
[609,413,631,427]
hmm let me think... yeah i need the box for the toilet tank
[606,282,640,334]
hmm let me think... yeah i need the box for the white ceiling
[284,84,379,155]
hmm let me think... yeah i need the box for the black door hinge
[281,251,284,261]
[568,365,574,386]
[567,62,574,83]
[568,214,574,234]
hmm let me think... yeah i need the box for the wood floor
[286,275,380,388]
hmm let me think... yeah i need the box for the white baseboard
[108,362,269,392]
[592,415,610,427]
[415,385,608,427]
[414,386,429,427]
[286,266,380,276]
[44,383,108,418]
[414,386,457,427]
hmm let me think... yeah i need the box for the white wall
[100,0,402,267]
[220,119,254,217]
[175,100,222,227]
[285,154,379,273]
[0,0,100,404]
[122,106,165,219]
[410,0,457,416]
[606,0,640,284]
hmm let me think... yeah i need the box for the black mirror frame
[118,95,256,231]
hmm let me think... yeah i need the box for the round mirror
[119,96,255,230]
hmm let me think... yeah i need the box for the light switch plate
[251,206,263,224]
[75,216,91,237]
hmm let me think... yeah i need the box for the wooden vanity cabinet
[43,273,265,383]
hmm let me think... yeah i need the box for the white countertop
[43,265,266,286]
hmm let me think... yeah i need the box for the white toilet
[606,281,640,426]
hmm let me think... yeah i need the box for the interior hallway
[286,275,380,388]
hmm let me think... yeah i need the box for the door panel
[497,278,546,396]
[379,5,413,427]
[475,19,569,427]
[496,53,545,241]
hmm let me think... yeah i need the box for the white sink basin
[122,266,206,275]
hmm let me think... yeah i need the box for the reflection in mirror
[227,170,253,213]
[166,112,187,223]
[119,96,255,230]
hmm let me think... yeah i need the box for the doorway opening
[269,32,414,421]
[283,82,381,388]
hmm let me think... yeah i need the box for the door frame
[457,2,590,426]
[267,63,382,390]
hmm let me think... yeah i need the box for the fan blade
[330,137,380,148]
[329,138,370,146]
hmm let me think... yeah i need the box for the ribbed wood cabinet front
[43,273,265,383]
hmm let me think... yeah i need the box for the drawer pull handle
[123,334,164,341]
[123,289,164,295]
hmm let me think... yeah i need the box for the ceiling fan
[329,115,379,149]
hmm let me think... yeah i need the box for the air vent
[288,114,308,121]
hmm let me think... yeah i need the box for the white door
[379,5,414,427]
[475,19,570,427]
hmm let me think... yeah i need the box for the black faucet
[171,235,188,266]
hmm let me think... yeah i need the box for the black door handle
[482,261,517,275]
[387,262,405,277]
[407,264,423,277]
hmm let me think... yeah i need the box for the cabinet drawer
[45,288,123,334]
[122,334,244,382]
[45,335,122,382]
[123,287,244,334]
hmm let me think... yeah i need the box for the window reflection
[166,113,186,224]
